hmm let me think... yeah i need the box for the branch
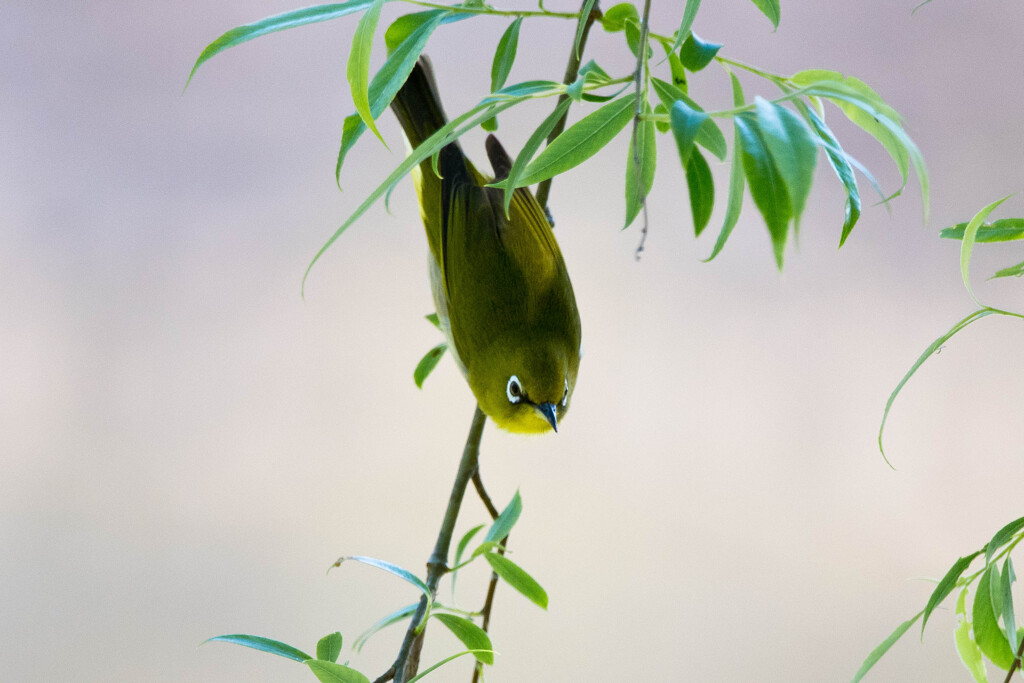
[470,469,505,683]
[1003,635,1024,683]
[632,0,652,260]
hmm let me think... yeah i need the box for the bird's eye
[506,376,522,404]
[561,378,569,407]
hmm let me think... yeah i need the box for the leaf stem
[715,55,789,84]
[631,0,652,259]
[401,0,577,19]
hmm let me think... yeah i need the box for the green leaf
[974,564,1015,669]
[385,10,438,53]
[850,611,922,683]
[425,312,441,329]
[653,103,670,133]
[795,101,861,246]
[205,634,311,662]
[405,650,495,683]
[667,51,688,90]
[431,614,494,665]
[878,309,997,463]
[490,17,523,93]
[484,491,522,545]
[414,343,447,389]
[941,218,1024,243]
[735,112,792,269]
[497,98,572,215]
[353,603,418,652]
[753,97,818,230]
[623,19,648,58]
[678,31,721,71]
[338,556,431,601]
[748,0,780,28]
[186,1,380,89]
[347,0,386,145]
[307,659,372,683]
[922,550,984,636]
[686,147,714,237]
[600,3,638,32]
[987,517,1024,566]
[625,105,657,228]
[650,78,727,160]
[670,0,703,53]
[1002,558,1019,653]
[955,588,990,683]
[483,554,548,609]
[574,0,598,58]
[668,99,708,167]
[992,260,1024,279]
[316,632,343,663]
[959,195,1013,307]
[703,71,745,262]
[507,94,635,189]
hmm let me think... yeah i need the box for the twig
[383,406,488,683]
[534,1,602,211]
[632,0,652,260]
[1004,635,1024,683]
[469,469,506,683]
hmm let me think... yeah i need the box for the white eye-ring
[506,375,523,404]
[561,378,569,407]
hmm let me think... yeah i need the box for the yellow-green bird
[391,58,581,434]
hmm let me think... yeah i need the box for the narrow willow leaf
[878,309,996,462]
[651,78,726,160]
[405,650,495,683]
[850,611,922,683]
[340,556,431,600]
[510,95,634,189]
[623,19,647,58]
[206,634,311,662]
[960,195,1013,307]
[795,101,860,246]
[625,106,657,229]
[425,312,440,329]
[484,490,522,545]
[735,112,791,269]
[686,148,714,237]
[186,0,379,89]
[667,51,688,90]
[353,603,418,652]
[955,588,990,683]
[653,103,670,133]
[600,3,638,31]
[499,98,572,216]
[753,97,818,230]
[483,554,548,609]
[574,0,598,58]
[987,517,1024,566]
[316,632,343,663]
[385,10,441,53]
[566,74,585,102]
[454,525,485,569]
[414,343,447,388]
[1002,558,1019,652]
[347,0,387,144]
[703,71,745,262]
[669,99,708,167]
[678,31,722,72]
[491,18,523,93]
[941,218,1024,243]
[432,614,494,665]
[992,260,1024,279]
[974,565,1015,669]
[748,0,780,28]
[670,0,703,53]
[922,550,984,636]
[307,659,372,683]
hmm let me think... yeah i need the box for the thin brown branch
[1003,635,1024,683]
[632,0,652,260]
[470,468,508,683]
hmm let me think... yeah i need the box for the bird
[390,57,581,434]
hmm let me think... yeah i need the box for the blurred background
[3,1,1024,680]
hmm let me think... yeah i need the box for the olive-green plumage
[391,58,581,433]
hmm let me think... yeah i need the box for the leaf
[384,10,440,53]
[955,588,990,683]
[600,3,638,32]
[670,0,703,54]
[922,550,984,636]
[432,614,494,665]
[941,218,1024,242]
[353,602,418,652]
[490,17,523,94]
[406,650,495,683]
[878,308,998,463]
[1002,558,1019,653]
[483,554,548,609]
[307,659,372,683]
[497,98,573,215]
[678,31,722,72]
[507,94,635,189]
[347,0,387,145]
[987,517,1024,566]
[794,101,861,246]
[316,632,343,663]
[974,564,1015,669]
[686,147,714,237]
[753,97,818,230]
[668,99,708,168]
[850,610,922,682]
[991,260,1024,279]
[455,525,486,566]
[625,104,657,228]
[651,77,726,160]
[337,556,431,601]
[425,312,441,329]
[186,1,380,89]
[484,490,522,545]
[574,0,598,58]
[414,343,447,389]
[960,196,1014,306]
[205,634,311,662]
[703,71,745,261]
[735,112,792,268]
[748,0,780,28]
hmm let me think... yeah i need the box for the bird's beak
[534,402,558,433]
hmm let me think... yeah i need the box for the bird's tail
[390,57,449,150]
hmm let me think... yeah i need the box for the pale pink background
[3,1,1024,681]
